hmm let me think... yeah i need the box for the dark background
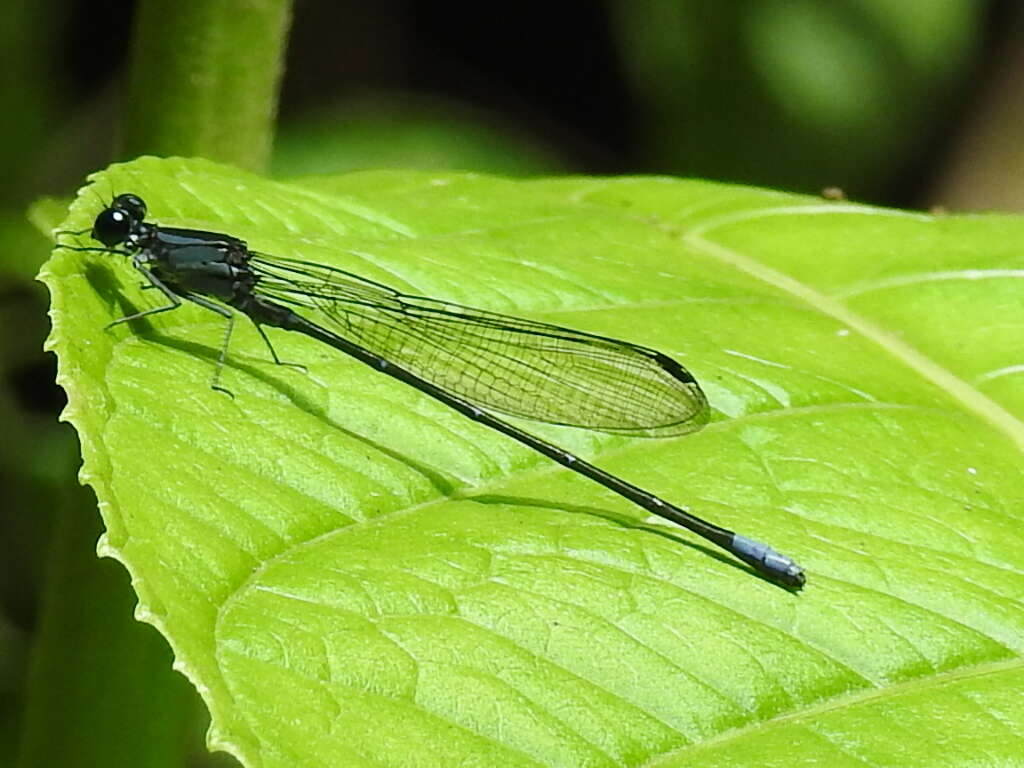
[20,0,1024,207]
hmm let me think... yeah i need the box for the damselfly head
[114,193,147,220]
[92,193,148,247]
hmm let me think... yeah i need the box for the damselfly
[58,193,806,588]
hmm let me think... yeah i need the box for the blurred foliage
[0,0,61,206]
[271,94,565,177]
[612,0,981,198]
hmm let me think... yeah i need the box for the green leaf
[41,156,1024,767]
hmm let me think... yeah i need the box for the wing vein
[249,254,709,436]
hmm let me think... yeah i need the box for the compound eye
[92,208,133,247]
[112,193,147,221]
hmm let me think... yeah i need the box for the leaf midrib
[643,656,1024,768]
[683,205,1024,453]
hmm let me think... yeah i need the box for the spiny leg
[54,243,132,255]
[110,266,238,395]
[106,265,182,327]
[104,267,236,396]
[180,293,237,397]
[252,322,308,374]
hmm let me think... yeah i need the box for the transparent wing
[250,254,710,437]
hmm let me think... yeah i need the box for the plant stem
[122,0,294,172]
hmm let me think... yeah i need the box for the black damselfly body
[59,193,806,589]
